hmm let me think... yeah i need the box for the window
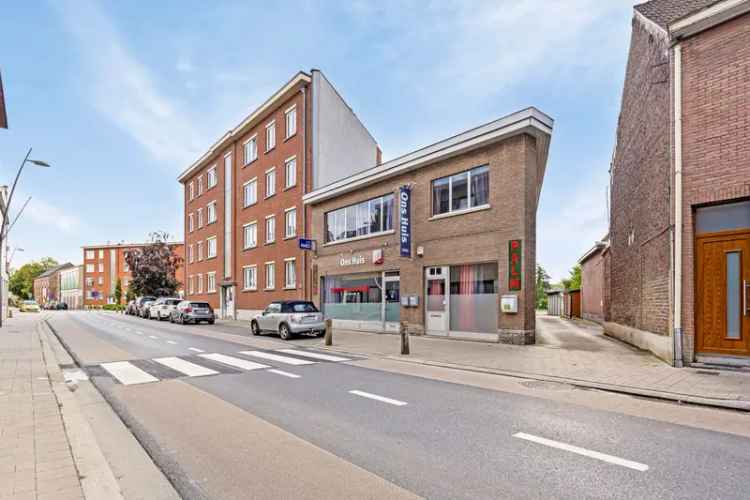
[86,263,94,273]
[207,201,217,224]
[266,216,276,244]
[98,276,103,285]
[207,166,217,188]
[265,121,276,151]
[197,208,204,228]
[98,262,104,272]
[85,277,94,287]
[265,262,275,290]
[285,106,296,138]
[197,274,203,294]
[243,265,257,290]
[207,236,217,258]
[85,250,95,259]
[243,178,257,207]
[285,208,296,238]
[207,272,217,293]
[325,193,395,243]
[243,136,257,165]
[99,249,104,259]
[197,241,204,261]
[284,259,296,289]
[188,275,194,294]
[189,181,194,200]
[188,213,194,232]
[197,175,204,196]
[188,244,194,263]
[243,221,257,249]
[284,157,296,188]
[431,165,489,216]
[123,262,129,272]
[265,168,276,197]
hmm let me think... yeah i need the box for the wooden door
[695,230,750,356]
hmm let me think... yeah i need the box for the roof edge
[669,0,750,39]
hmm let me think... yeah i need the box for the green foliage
[535,264,551,309]
[114,279,123,305]
[9,258,59,299]
[102,304,124,311]
[125,287,136,303]
[125,231,183,297]
[562,265,582,291]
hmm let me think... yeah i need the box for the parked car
[56,302,68,310]
[135,296,156,317]
[43,301,58,310]
[19,300,41,313]
[150,297,182,321]
[125,300,137,315]
[170,301,215,325]
[250,301,324,340]
[139,300,155,319]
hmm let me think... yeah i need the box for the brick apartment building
[607,0,750,366]
[304,108,553,343]
[33,263,75,305]
[178,70,380,320]
[82,242,185,307]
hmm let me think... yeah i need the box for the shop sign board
[399,186,411,257]
[339,254,366,267]
[509,239,522,291]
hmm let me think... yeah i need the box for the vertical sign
[399,186,411,257]
[508,239,522,291]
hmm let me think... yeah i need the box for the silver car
[250,301,325,340]
[150,297,182,321]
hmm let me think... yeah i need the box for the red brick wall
[680,12,750,360]
[609,17,672,335]
[581,250,605,323]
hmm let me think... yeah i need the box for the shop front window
[449,263,498,333]
[323,273,383,321]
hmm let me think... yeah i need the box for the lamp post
[0,148,50,327]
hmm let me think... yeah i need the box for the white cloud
[23,197,82,234]
[53,0,203,169]
[176,56,195,74]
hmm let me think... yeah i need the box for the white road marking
[239,351,316,365]
[153,357,218,377]
[149,336,159,340]
[166,340,178,345]
[188,347,205,353]
[348,390,408,406]
[512,433,649,472]
[100,361,159,386]
[198,353,269,371]
[268,369,301,379]
[276,349,350,362]
[135,331,144,335]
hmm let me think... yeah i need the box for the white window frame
[207,201,217,224]
[197,207,204,228]
[99,249,104,259]
[197,241,204,261]
[207,272,217,293]
[207,166,217,189]
[243,178,257,207]
[265,168,276,198]
[284,156,296,189]
[265,215,276,244]
[264,261,275,290]
[85,263,94,273]
[188,213,194,232]
[98,276,103,285]
[197,273,203,294]
[265,120,276,151]
[197,175,204,196]
[98,262,104,272]
[243,221,258,250]
[285,105,297,139]
[188,244,194,263]
[284,207,296,239]
[189,181,195,200]
[85,250,95,259]
[284,258,296,289]
[242,265,257,291]
[243,135,258,165]
[207,236,217,259]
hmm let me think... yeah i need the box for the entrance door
[383,272,400,331]
[425,266,449,335]
[221,285,236,320]
[696,230,750,356]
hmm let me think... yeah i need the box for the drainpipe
[301,85,307,300]
[673,43,684,368]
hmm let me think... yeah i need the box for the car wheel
[279,323,292,341]
[169,315,174,323]
[208,319,215,325]
[251,321,261,336]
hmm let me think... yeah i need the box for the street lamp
[0,148,51,326]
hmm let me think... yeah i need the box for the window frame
[206,236,217,259]
[430,164,490,218]
[197,241,204,261]
[243,178,258,208]
[243,221,258,250]
[265,120,276,152]
[324,193,395,245]
[243,135,258,165]
[265,215,276,244]
[285,105,297,139]
[284,258,296,289]
[197,175,204,196]
[284,156,297,189]
[207,201,217,224]
[265,168,276,198]
[264,261,275,290]
[197,207,204,228]
[207,166,217,189]
[242,265,257,291]
[188,213,194,232]
[284,207,297,239]
[207,271,217,293]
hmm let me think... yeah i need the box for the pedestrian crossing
[89,348,353,386]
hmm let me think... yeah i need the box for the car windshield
[23,300,37,305]
[190,302,210,308]
[286,302,318,313]
[166,299,181,305]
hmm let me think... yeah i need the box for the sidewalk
[309,313,750,411]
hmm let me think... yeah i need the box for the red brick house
[608,0,750,366]
[578,237,608,324]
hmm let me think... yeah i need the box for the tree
[562,264,582,291]
[114,278,123,305]
[125,231,183,297]
[535,264,551,309]
[9,257,59,299]
[125,287,136,303]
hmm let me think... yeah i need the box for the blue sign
[299,238,314,251]
[399,186,411,257]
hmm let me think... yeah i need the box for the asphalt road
[48,311,750,500]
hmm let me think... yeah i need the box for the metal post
[400,321,410,355]
[324,318,333,346]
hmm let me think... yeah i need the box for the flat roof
[303,107,553,205]
[82,242,183,250]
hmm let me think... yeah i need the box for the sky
[0,0,635,282]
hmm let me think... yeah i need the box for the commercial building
[82,242,184,307]
[607,0,750,366]
[178,70,380,319]
[59,265,83,309]
[33,263,75,305]
[304,108,553,343]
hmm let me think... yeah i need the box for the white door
[425,267,449,335]
[221,286,236,320]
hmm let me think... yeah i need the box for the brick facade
[33,264,74,305]
[580,245,606,323]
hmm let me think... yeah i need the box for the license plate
[302,316,318,323]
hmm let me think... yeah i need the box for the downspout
[301,85,307,300]
[673,43,684,368]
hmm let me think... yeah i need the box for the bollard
[400,321,410,355]
[324,318,333,346]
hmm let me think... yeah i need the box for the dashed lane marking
[149,336,159,340]
[166,340,178,345]
[188,347,205,353]
[268,369,301,379]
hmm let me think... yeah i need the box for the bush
[102,304,124,312]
